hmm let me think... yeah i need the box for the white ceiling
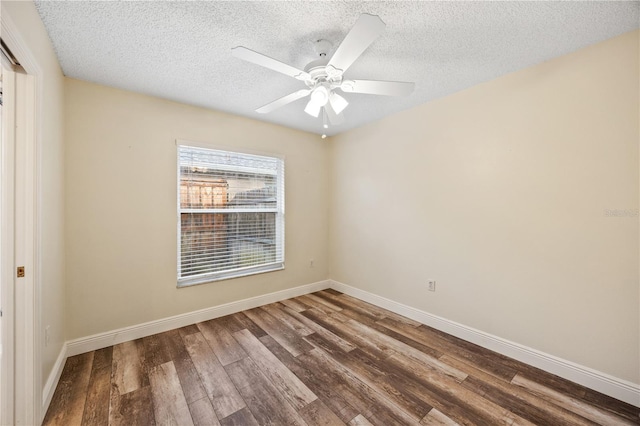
[34,1,639,136]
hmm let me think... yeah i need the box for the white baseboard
[41,342,67,421]
[66,280,330,357]
[329,279,640,408]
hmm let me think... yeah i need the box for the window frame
[176,141,285,287]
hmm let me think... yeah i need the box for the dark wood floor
[43,289,639,425]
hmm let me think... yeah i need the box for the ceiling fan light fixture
[304,98,322,117]
[310,85,330,106]
[329,92,349,114]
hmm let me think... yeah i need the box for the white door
[0,64,17,426]
[1,65,37,426]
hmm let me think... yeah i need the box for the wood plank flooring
[43,290,640,425]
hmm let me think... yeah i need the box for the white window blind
[178,145,284,286]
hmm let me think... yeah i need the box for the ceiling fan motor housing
[304,60,343,91]
[304,39,344,91]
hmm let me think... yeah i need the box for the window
[177,145,284,286]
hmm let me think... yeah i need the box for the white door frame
[1,11,42,426]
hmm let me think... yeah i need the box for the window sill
[177,262,284,288]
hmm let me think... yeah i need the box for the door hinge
[17,266,25,278]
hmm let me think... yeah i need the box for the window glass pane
[180,212,277,277]
[178,145,284,285]
[180,147,278,210]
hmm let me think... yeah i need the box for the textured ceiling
[35,1,639,136]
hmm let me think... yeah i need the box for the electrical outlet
[427,280,436,292]
[45,325,51,347]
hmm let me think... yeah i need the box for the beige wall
[330,30,639,383]
[2,0,66,394]
[64,79,330,340]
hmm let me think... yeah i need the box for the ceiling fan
[231,13,415,128]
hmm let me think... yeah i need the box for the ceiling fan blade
[325,103,345,126]
[256,89,311,114]
[327,14,386,74]
[341,79,415,96]
[232,46,311,81]
[304,98,322,117]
